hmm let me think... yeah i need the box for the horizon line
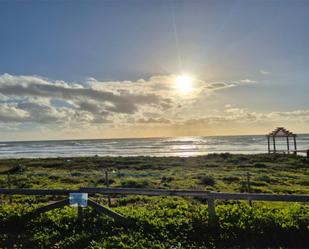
[2,132,309,143]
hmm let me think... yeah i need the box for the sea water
[0,134,308,158]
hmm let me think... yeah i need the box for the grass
[1,153,308,194]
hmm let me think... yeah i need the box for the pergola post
[286,136,290,154]
[267,136,270,153]
[273,136,276,153]
[293,135,297,154]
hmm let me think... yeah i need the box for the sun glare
[175,75,193,94]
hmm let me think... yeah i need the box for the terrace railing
[1,187,309,226]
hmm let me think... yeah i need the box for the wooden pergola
[267,127,297,154]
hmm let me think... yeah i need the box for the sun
[175,75,193,94]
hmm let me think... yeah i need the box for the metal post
[105,170,111,207]
[286,136,290,154]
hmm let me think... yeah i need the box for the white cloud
[0,73,266,137]
[0,73,173,125]
[0,103,29,122]
[183,108,309,126]
[260,70,270,75]
[237,79,257,84]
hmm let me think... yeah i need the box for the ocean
[0,134,309,159]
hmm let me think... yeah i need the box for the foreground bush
[0,198,308,248]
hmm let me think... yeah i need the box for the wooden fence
[1,187,309,226]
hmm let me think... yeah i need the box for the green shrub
[0,200,308,248]
[199,175,215,186]
[96,178,115,185]
[298,179,309,186]
[60,177,80,184]
[120,179,149,188]
[161,176,174,183]
[250,181,268,187]
[255,175,272,183]
[253,163,267,168]
[222,176,240,183]
[48,175,60,180]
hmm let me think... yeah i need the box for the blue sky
[0,0,309,140]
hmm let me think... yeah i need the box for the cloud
[265,110,309,121]
[237,79,257,84]
[182,108,309,127]
[205,82,232,90]
[0,104,29,122]
[137,117,172,124]
[203,79,256,92]
[0,73,174,125]
[2,72,309,140]
[0,76,169,114]
[260,70,270,75]
[0,73,261,137]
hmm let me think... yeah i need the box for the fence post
[105,170,111,207]
[78,204,84,226]
[246,172,252,206]
[207,198,218,227]
[7,173,12,204]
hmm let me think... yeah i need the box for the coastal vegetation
[0,153,308,248]
[0,153,308,194]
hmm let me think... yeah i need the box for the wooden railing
[1,187,309,226]
[1,187,309,202]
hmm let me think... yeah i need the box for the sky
[0,0,309,141]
